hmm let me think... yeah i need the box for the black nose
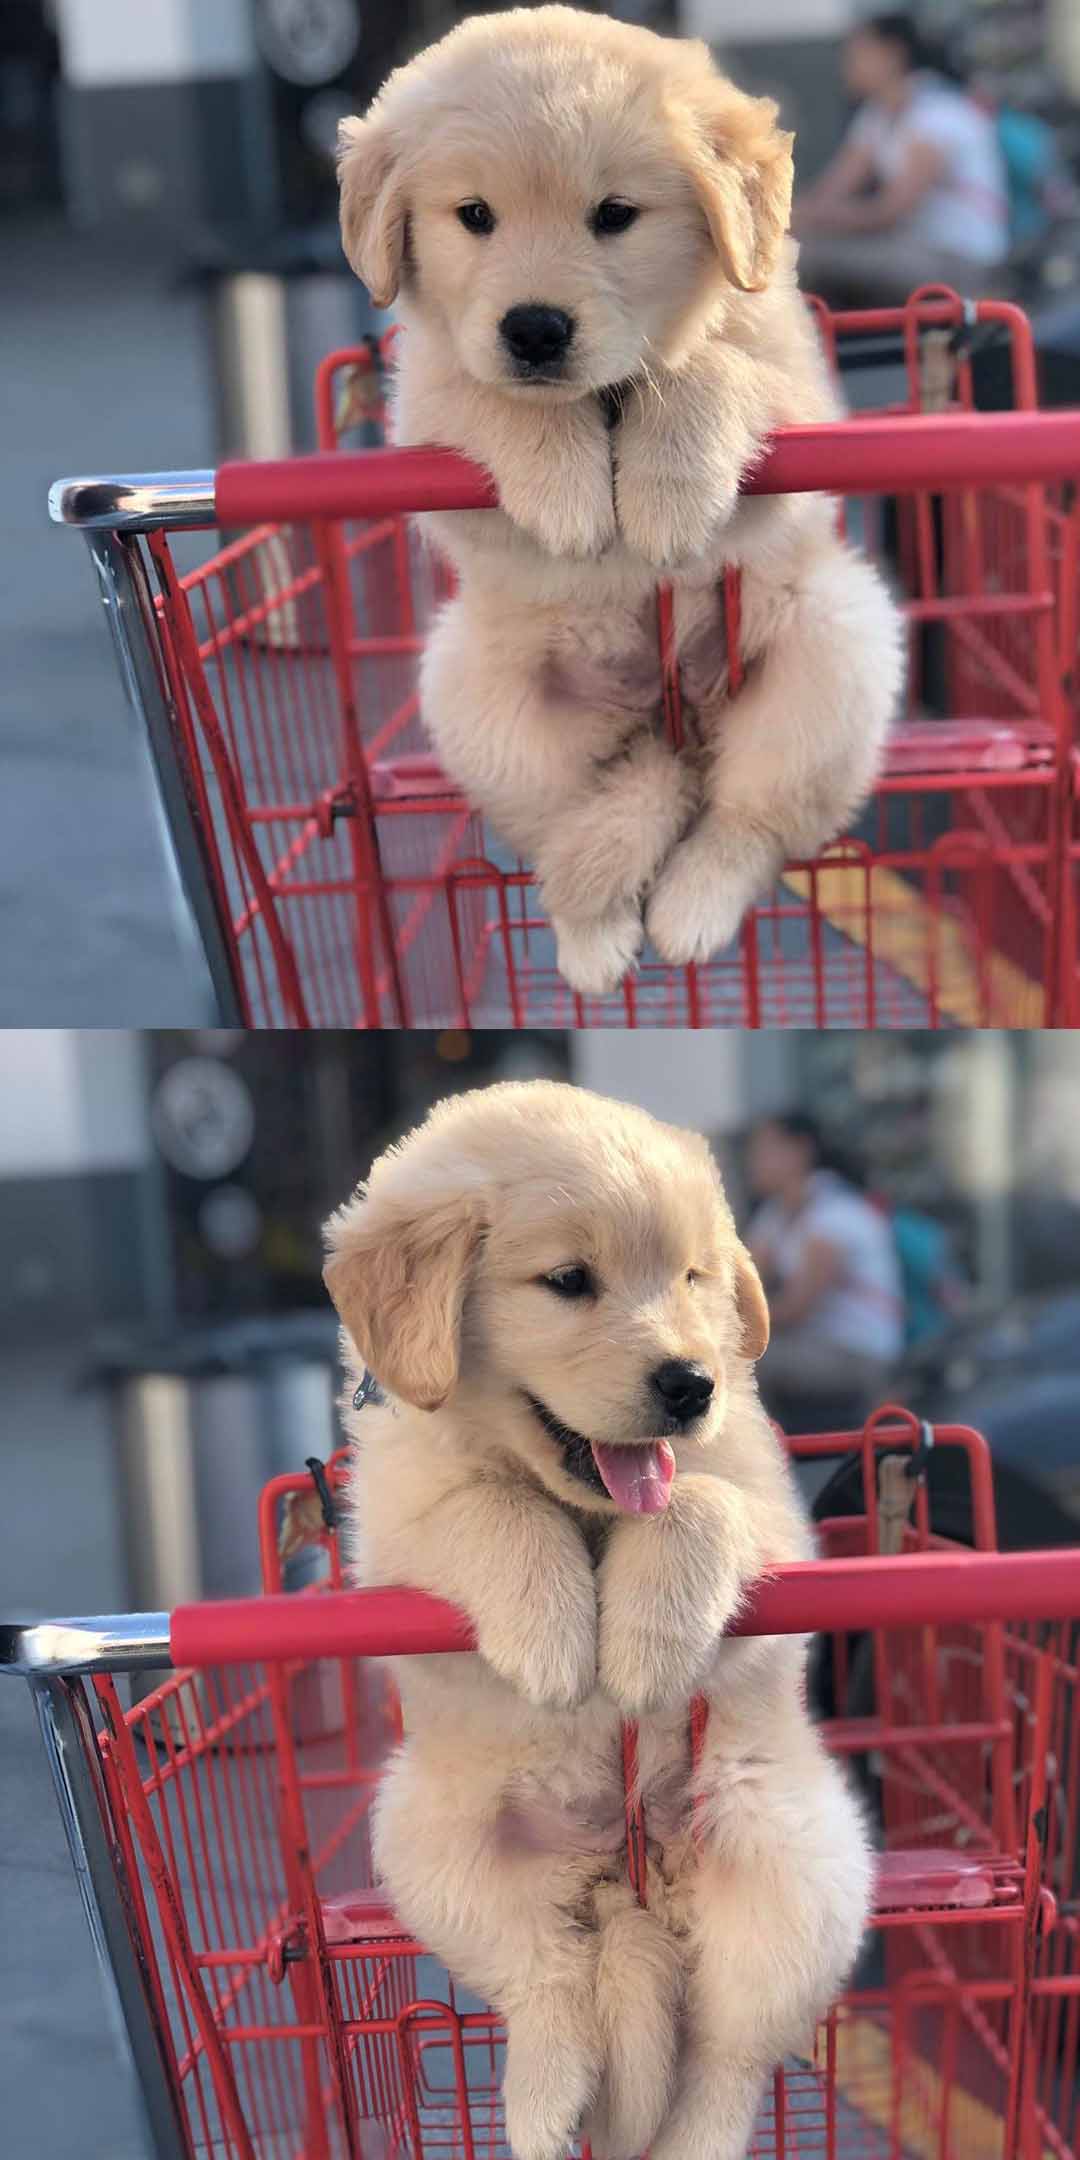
[500,303,575,368]
[651,1359,715,1427]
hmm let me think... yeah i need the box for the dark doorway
[0,1,60,213]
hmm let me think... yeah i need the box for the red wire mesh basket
[71,1408,1080,2158]
[132,292,1077,1030]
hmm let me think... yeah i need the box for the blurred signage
[145,1032,569,1320]
[253,0,397,223]
[151,1059,256,1182]
[254,0,361,86]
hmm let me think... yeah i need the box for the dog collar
[352,1369,385,1411]
[596,380,631,432]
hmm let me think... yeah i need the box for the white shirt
[751,1172,904,1362]
[848,74,1009,265]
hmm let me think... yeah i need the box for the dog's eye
[591,198,640,237]
[686,1269,700,1288]
[541,1265,594,1300]
[457,199,496,236]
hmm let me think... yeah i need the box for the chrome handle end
[0,1614,172,1676]
[48,473,216,532]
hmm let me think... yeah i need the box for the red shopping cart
[5,1408,1080,2158]
[49,292,1080,1030]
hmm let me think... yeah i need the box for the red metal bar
[149,301,1080,1036]
[97,1681,259,2158]
[150,538,312,1027]
[621,1722,648,1905]
[1007,1646,1056,2156]
[170,1549,1080,1669]
[214,410,1080,529]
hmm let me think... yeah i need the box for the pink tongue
[590,1440,676,1515]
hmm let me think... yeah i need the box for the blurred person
[891,1203,968,1349]
[747,1112,903,1432]
[994,104,1069,253]
[794,11,1009,307]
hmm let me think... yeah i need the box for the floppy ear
[733,1241,770,1360]
[337,111,406,309]
[324,1188,484,1410]
[674,79,794,293]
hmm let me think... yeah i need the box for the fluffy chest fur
[538,584,732,745]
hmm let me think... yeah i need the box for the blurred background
[3,0,1080,1024]
[5,1023,1080,1623]
[4,1023,1080,2155]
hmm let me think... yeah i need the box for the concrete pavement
[1,1352,149,2156]
[1,219,214,1023]
[0,1686,147,2159]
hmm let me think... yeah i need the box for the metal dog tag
[352,1369,385,1412]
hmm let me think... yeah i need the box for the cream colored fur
[325,1082,872,2160]
[338,7,904,993]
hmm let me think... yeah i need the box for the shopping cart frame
[50,401,1080,1028]
[5,1545,1080,2160]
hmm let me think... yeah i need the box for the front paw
[598,1480,749,1713]
[499,463,616,560]
[478,1604,597,1710]
[615,462,737,573]
[598,1603,712,1717]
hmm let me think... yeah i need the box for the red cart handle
[214,409,1080,529]
[169,1547,1080,1669]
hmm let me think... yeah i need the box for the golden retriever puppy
[325,1082,872,2160]
[338,7,903,996]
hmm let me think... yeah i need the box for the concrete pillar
[1020,1033,1080,1203]
[1049,0,1080,101]
[934,1034,1015,1303]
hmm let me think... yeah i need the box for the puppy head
[324,1081,768,1518]
[338,7,794,396]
